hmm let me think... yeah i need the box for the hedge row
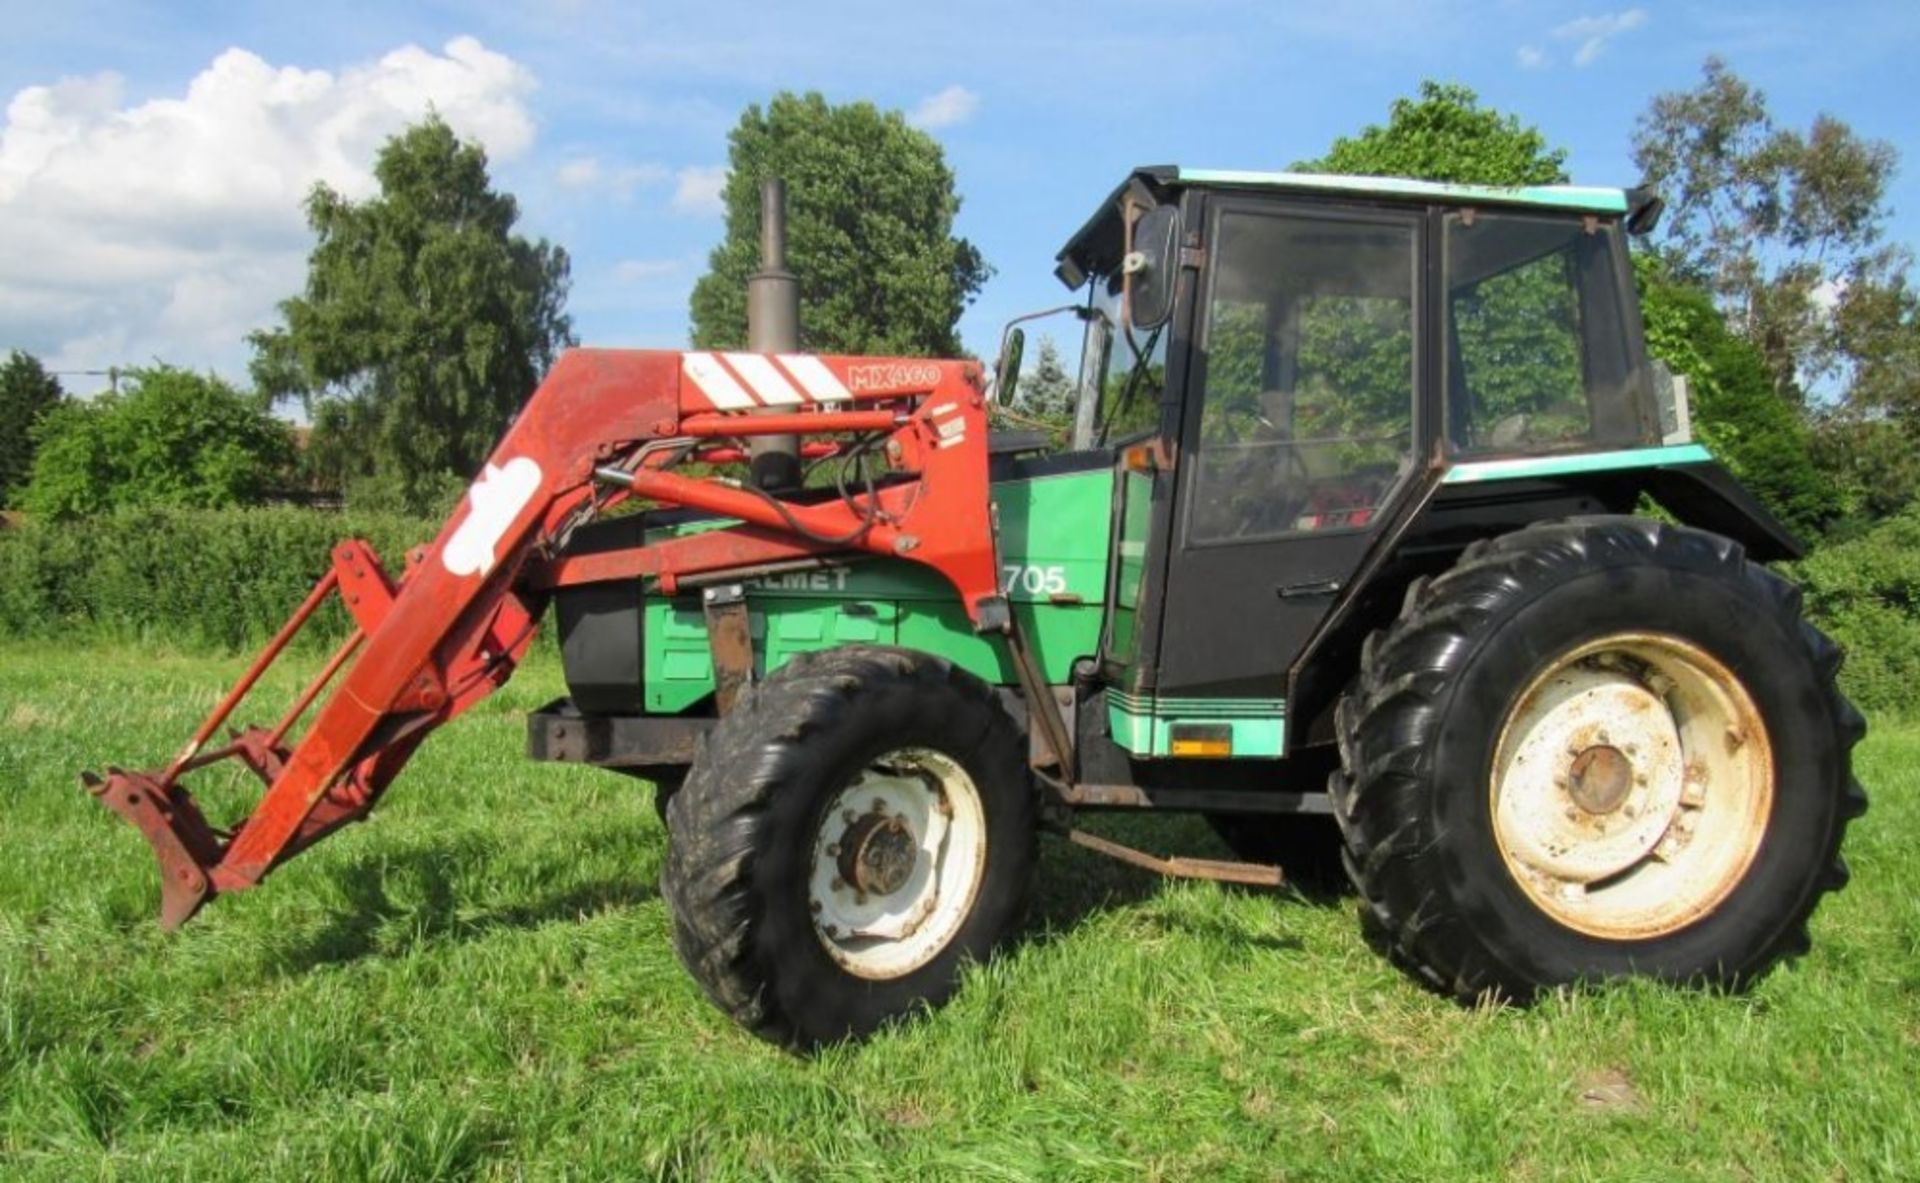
[1786,509,1920,716]
[0,508,437,651]
[1,505,1914,715]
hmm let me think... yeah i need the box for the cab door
[1153,199,1427,706]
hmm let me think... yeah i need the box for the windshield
[1088,273,1168,447]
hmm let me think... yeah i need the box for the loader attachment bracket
[83,769,222,929]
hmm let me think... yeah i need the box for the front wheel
[1334,518,1867,1001]
[662,646,1036,1047]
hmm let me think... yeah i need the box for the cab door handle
[1278,579,1342,599]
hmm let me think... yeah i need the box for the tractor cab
[1042,166,1734,758]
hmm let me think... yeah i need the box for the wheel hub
[838,811,918,897]
[1568,744,1633,814]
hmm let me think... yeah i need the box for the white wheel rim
[1489,632,1774,939]
[808,748,988,980]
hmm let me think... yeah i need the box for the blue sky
[3,0,1917,387]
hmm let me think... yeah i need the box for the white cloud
[556,155,668,197]
[1551,9,1649,67]
[556,156,601,187]
[613,258,682,283]
[671,165,727,216]
[0,37,538,377]
[1516,45,1550,70]
[908,84,979,130]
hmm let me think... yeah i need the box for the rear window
[1444,212,1658,455]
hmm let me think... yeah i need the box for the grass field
[2,642,1916,1180]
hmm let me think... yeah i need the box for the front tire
[1333,517,1866,1001]
[662,646,1037,1047]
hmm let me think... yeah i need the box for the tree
[20,366,294,518]
[1017,336,1077,419]
[1825,263,1920,423]
[1294,81,1569,185]
[250,116,573,511]
[1636,258,1833,536]
[1808,413,1920,532]
[0,351,63,506]
[1631,57,1903,403]
[689,92,990,357]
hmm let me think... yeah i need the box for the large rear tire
[662,645,1036,1047]
[1333,517,1866,1001]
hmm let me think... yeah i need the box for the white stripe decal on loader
[682,352,756,409]
[723,353,805,406]
[777,354,852,402]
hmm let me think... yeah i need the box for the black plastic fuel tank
[552,514,648,715]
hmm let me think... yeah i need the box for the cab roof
[1054,165,1648,289]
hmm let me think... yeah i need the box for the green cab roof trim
[1442,443,1712,485]
[1056,164,1638,288]
[1174,168,1631,214]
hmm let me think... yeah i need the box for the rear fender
[1285,455,1801,752]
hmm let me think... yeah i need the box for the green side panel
[643,467,1114,712]
[1105,469,1152,675]
[1107,691,1287,759]
[1176,168,1631,215]
[1441,442,1711,485]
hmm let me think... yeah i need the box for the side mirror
[995,326,1026,406]
[1124,205,1179,330]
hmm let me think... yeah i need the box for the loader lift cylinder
[747,177,803,492]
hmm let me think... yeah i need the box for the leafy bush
[0,507,434,650]
[1788,508,1920,714]
[19,367,295,518]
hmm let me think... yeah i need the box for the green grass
[2,642,1916,1181]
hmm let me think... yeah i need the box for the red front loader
[84,348,1030,931]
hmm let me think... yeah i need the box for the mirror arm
[991,302,1088,405]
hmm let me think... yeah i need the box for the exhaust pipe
[747,178,803,492]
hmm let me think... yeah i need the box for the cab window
[1089,272,1169,446]
[1189,210,1417,544]
[1445,211,1658,454]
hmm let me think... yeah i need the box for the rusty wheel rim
[807,748,988,980]
[1489,632,1774,940]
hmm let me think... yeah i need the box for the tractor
[86,166,1866,1048]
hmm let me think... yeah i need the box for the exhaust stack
[747,177,803,491]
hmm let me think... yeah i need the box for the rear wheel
[662,646,1036,1047]
[1334,517,1866,1001]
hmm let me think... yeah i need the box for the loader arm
[86,348,1007,928]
